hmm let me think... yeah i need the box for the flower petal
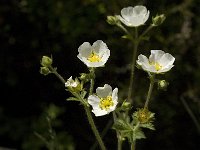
[96,84,112,98]
[92,108,108,116]
[88,95,100,109]
[158,53,175,67]
[149,50,165,62]
[78,42,92,58]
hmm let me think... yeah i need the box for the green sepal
[66,97,79,102]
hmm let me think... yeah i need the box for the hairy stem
[85,105,107,150]
[89,67,95,95]
[113,112,123,150]
[128,27,138,104]
[49,66,66,84]
[144,74,155,109]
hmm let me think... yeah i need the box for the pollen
[99,96,114,110]
[88,52,101,62]
[150,61,162,71]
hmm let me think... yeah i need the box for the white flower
[117,5,150,27]
[77,40,110,67]
[65,76,78,88]
[137,50,175,74]
[88,84,118,117]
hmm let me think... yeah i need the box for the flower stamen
[88,52,101,62]
[99,96,114,110]
[150,62,162,71]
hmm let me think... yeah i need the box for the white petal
[112,88,118,102]
[121,6,134,22]
[137,54,149,66]
[157,65,174,73]
[133,5,147,15]
[92,108,108,117]
[143,10,150,24]
[78,42,92,58]
[92,40,108,55]
[88,95,100,109]
[117,15,133,26]
[96,84,112,98]
[158,53,175,67]
[149,50,165,62]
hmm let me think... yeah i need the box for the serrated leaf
[113,119,130,131]
[66,97,79,101]
[140,123,155,130]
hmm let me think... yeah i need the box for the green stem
[113,112,123,150]
[90,120,113,150]
[128,27,138,103]
[131,142,135,150]
[139,25,154,40]
[144,74,155,109]
[49,66,66,84]
[85,105,107,150]
[89,68,95,95]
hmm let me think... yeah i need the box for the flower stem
[139,25,154,39]
[144,74,155,109]
[113,112,123,150]
[84,105,107,150]
[89,67,95,95]
[49,66,66,84]
[131,142,135,150]
[128,27,138,103]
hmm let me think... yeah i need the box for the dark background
[0,0,200,149]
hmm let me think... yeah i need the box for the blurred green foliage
[0,0,200,149]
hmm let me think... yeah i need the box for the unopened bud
[152,14,166,26]
[158,80,169,90]
[121,101,131,110]
[65,76,82,92]
[41,56,52,67]
[40,67,51,75]
[107,15,120,25]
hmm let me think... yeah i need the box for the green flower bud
[152,14,166,26]
[107,15,120,25]
[41,56,52,67]
[121,101,131,111]
[158,80,169,90]
[40,67,51,75]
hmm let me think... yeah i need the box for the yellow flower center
[150,62,162,71]
[99,96,114,110]
[88,52,101,62]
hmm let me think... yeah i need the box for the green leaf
[66,97,79,101]
[112,119,131,131]
[140,123,155,130]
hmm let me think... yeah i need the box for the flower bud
[121,101,131,111]
[41,56,52,67]
[107,15,120,25]
[158,80,169,90]
[40,67,51,75]
[152,14,166,26]
[65,76,82,92]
